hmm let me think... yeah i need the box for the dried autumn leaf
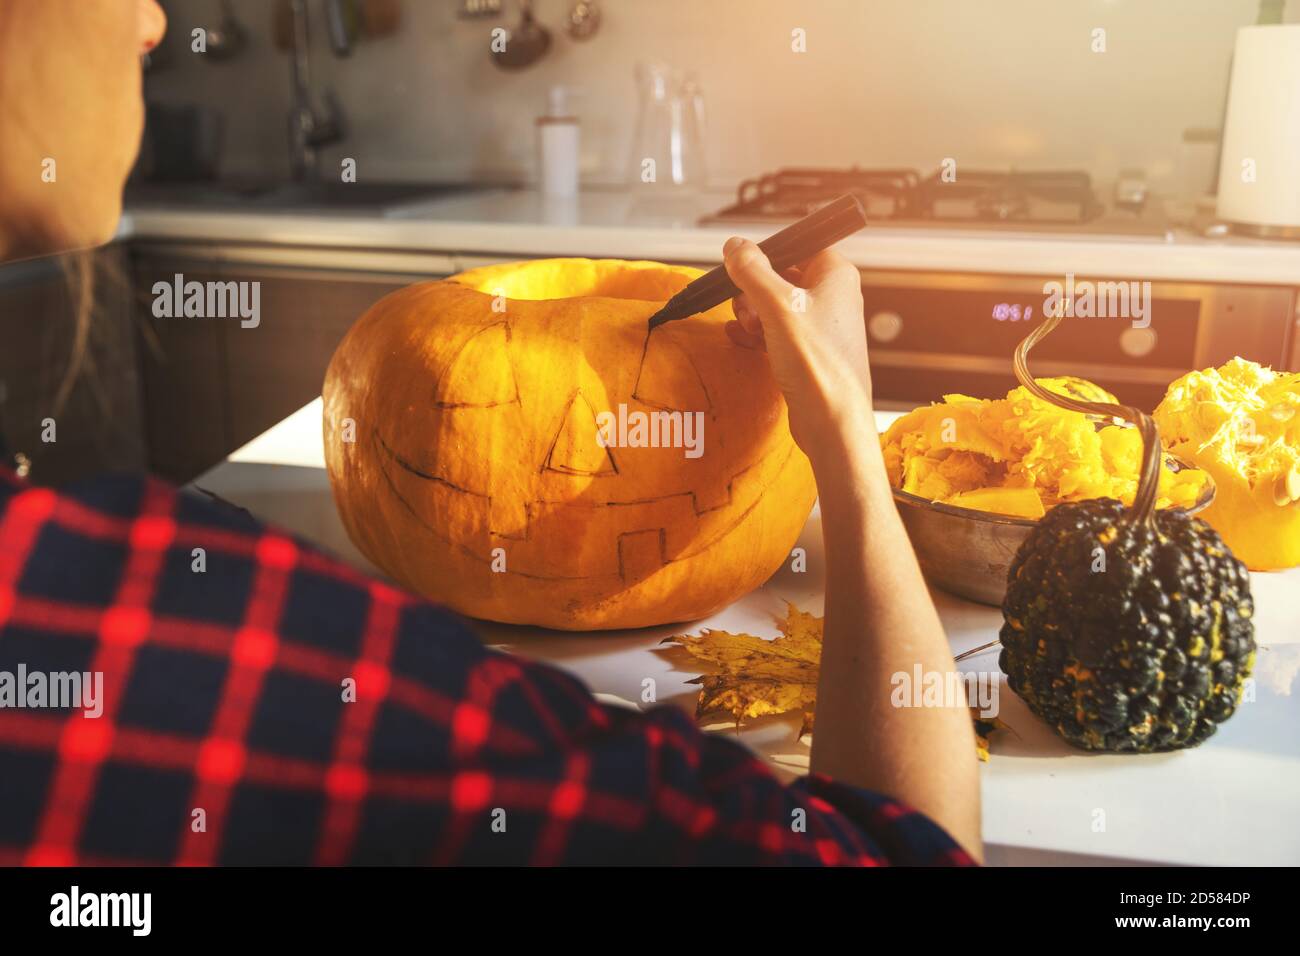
[971,708,1009,762]
[663,602,1004,759]
[692,675,816,725]
[663,602,818,727]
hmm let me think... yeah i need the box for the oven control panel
[861,270,1296,408]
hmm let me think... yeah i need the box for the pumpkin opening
[451,258,692,303]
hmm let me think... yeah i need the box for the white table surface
[195,398,1300,866]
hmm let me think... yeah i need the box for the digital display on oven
[991,302,1035,323]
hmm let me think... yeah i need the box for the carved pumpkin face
[323,258,816,630]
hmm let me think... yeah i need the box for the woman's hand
[722,237,872,468]
[720,235,983,860]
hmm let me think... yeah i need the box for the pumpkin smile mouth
[369,428,596,582]
[371,425,799,573]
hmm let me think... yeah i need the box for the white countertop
[196,398,1300,866]
[124,186,1300,285]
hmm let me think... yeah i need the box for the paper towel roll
[1216,25,1300,231]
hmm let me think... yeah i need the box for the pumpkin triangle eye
[433,322,519,408]
[633,331,711,413]
[545,389,618,476]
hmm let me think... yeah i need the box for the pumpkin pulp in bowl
[880,378,1212,519]
[879,378,1215,605]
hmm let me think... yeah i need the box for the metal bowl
[891,454,1216,607]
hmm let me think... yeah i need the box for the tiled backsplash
[148,0,1296,196]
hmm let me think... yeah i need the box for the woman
[0,0,979,865]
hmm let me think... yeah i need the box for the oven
[859,270,1297,408]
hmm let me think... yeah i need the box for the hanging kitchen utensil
[325,0,361,56]
[361,0,403,38]
[458,0,503,17]
[273,0,294,51]
[491,0,551,70]
[204,0,248,61]
[566,0,601,41]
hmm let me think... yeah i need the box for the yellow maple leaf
[663,602,1003,759]
[972,709,995,762]
[662,602,818,727]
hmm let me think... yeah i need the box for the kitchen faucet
[287,0,345,181]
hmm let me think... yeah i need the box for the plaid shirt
[0,461,972,866]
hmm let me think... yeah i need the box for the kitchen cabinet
[218,261,415,456]
[130,249,229,483]
[0,246,145,485]
[131,243,432,482]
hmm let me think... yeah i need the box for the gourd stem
[1012,311,1161,528]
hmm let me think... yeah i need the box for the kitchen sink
[125,181,499,213]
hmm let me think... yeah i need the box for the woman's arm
[723,239,982,860]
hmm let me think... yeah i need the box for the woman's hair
[4,249,133,483]
[55,251,96,420]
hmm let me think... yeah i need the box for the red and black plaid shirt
[0,461,972,866]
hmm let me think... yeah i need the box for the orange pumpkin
[322,258,816,630]
[1154,357,1300,570]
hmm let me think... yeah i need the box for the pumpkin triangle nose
[545,389,618,476]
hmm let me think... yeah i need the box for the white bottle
[537,85,579,198]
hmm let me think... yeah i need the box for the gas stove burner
[700,165,1161,236]
[711,167,921,223]
[975,189,1031,222]
[919,169,1104,225]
